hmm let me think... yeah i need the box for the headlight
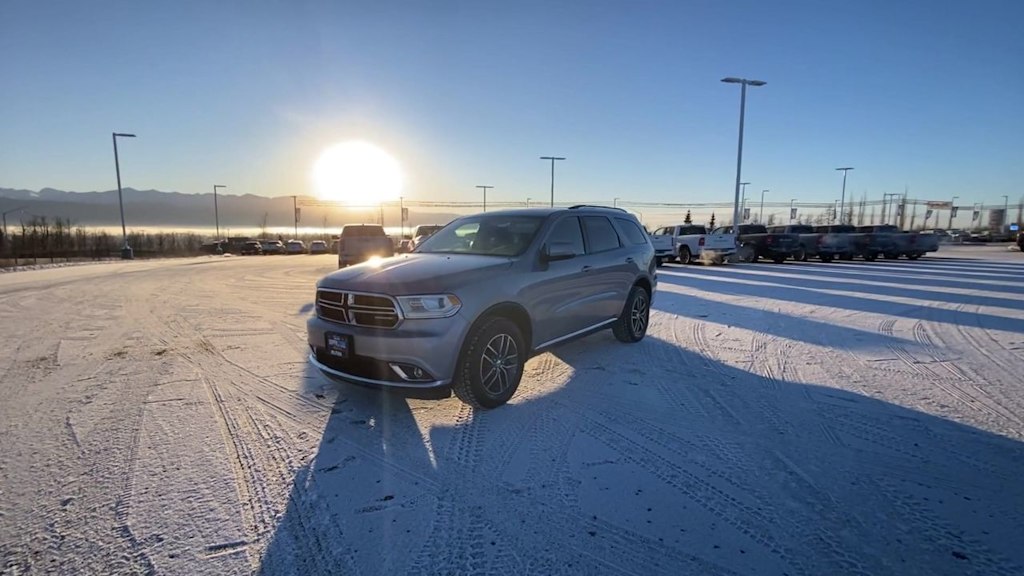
[397,294,462,319]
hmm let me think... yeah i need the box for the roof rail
[567,204,628,213]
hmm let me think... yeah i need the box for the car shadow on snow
[256,327,1024,575]
[745,260,1024,297]
[663,262,1024,312]
[657,264,1024,333]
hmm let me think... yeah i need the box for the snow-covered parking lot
[2,245,1023,575]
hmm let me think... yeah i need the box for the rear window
[582,216,622,253]
[614,218,649,246]
[342,226,385,237]
[790,226,814,234]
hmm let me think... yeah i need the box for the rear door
[580,215,633,322]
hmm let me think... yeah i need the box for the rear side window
[546,217,585,255]
[583,216,621,253]
[615,218,649,245]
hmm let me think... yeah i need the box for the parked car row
[652,223,942,266]
[200,238,331,255]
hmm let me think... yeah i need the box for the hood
[318,253,515,294]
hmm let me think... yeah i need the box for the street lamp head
[836,167,854,171]
[214,184,226,189]
[540,156,566,161]
[740,182,750,186]
[722,77,766,86]
[113,133,136,138]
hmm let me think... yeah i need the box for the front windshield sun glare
[415,215,544,257]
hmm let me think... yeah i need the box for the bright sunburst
[312,141,402,204]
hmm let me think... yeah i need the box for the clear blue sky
[2,0,1022,209]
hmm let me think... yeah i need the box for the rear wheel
[612,286,650,343]
[820,254,834,263]
[452,317,525,409]
[679,246,693,265]
[907,253,921,260]
[884,252,900,260]
[864,253,877,262]
[772,255,787,264]
[793,248,807,262]
[655,256,664,267]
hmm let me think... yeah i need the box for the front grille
[316,289,401,328]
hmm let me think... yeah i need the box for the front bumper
[306,312,470,389]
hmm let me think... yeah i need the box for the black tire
[864,253,877,262]
[820,254,834,263]
[840,253,854,261]
[655,256,664,267]
[679,246,693,265]
[793,248,807,262]
[738,245,756,263]
[452,317,525,409]
[884,252,900,260]
[772,255,787,264]
[612,285,650,343]
[907,253,921,260]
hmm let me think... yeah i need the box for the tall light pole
[948,195,959,229]
[790,198,797,222]
[739,182,750,223]
[759,189,769,223]
[292,195,298,238]
[540,156,565,207]
[213,185,226,240]
[112,132,137,259]
[476,185,493,212]
[836,167,853,225]
[722,77,766,231]
[526,197,531,208]
[613,197,620,208]
[1003,195,1009,232]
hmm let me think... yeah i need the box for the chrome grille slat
[316,289,401,329]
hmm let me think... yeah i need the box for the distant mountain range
[0,188,457,232]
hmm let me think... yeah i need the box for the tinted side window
[583,216,621,253]
[615,218,649,245]
[546,216,585,255]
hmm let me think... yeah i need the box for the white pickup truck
[650,224,737,265]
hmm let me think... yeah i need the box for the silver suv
[306,206,656,408]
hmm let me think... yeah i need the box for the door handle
[581,265,594,273]
[625,257,635,263]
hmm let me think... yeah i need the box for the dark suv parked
[307,206,657,408]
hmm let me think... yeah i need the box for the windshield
[415,215,544,257]
[414,225,444,238]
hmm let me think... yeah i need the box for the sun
[312,141,403,204]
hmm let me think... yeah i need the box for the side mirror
[542,242,577,262]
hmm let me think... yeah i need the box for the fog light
[389,363,434,382]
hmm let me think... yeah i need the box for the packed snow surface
[2,245,1023,575]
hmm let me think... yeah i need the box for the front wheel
[864,253,877,262]
[737,245,756,263]
[884,252,900,260]
[793,248,807,262]
[612,286,650,343]
[820,254,834,263]
[772,255,787,264]
[452,317,525,409]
